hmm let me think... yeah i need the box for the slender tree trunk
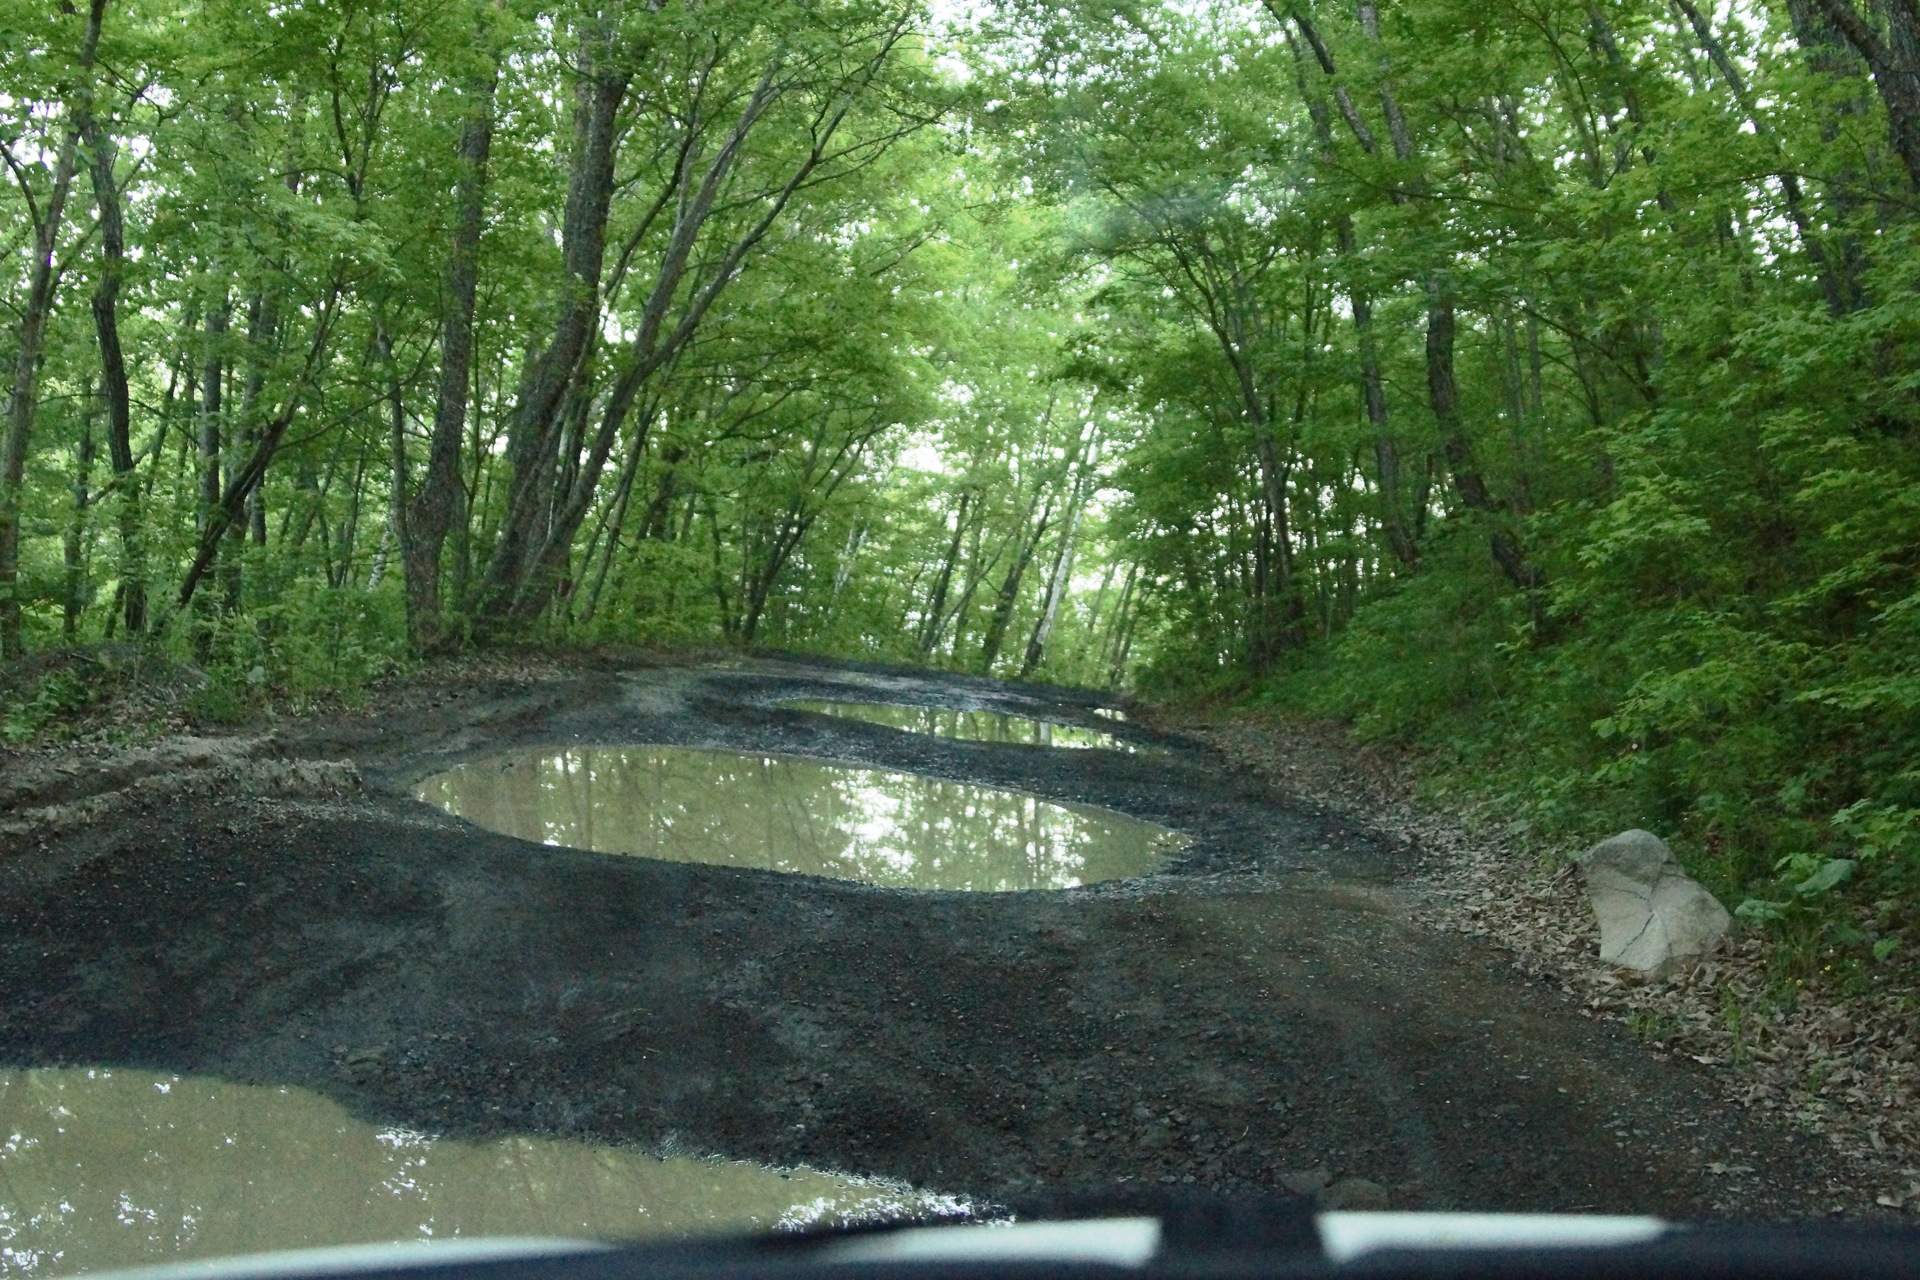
[505,54,877,628]
[469,22,629,629]
[192,297,230,655]
[1256,433,1304,648]
[943,517,990,658]
[577,423,649,629]
[64,390,98,638]
[403,25,499,652]
[1020,439,1099,679]
[1786,0,1872,313]
[163,285,342,626]
[1425,287,1538,592]
[373,322,408,596]
[1284,29,1417,570]
[1808,0,1920,188]
[978,492,1053,674]
[1348,245,1416,566]
[917,492,970,654]
[147,312,195,504]
[79,60,144,635]
[831,520,867,601]
[1669,0,1852,314]
[223,293,276,615]
[1110,585,1141,686]
[1018,505,1082,680]
[0,0,100,657]
[1102,563,1137,676]
[741,512,813,644]
[336,434,372,591]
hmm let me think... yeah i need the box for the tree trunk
[577,420,650,628]
[162,286,341,629]
[1784,0,1873,313]
[1808,0,1920,188]
[375,322,408,596]
[78,54,144,635]
[223,292,277,615]
[1284,29,1419,570]
[1020,438,1099,679]
[64,390,98,638]
[192,297,229,655]
[978,492,1052,674]
[1350,255,1417,566]
[1102,563,1137,679]
[1669,0,1853,314]
[918,492,971,654]
[830,520,867,601]
[402,23,498,652]
[503,60,869,629]
[470,22,629,629]
[1256,432,1304,651]
[1018,503,1082,680]
[1425,287,1538,592]
[942,517,990,658]
[0,0,100,658]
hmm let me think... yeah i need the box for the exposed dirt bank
[0,655,1871,1221]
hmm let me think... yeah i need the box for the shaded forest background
[4,0,1918,977]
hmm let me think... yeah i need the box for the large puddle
[0,1068,957,1276]
[415,748,1182,891]
[782,702,1139,751]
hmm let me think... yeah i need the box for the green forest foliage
[0,0,1131,696]
[979,0,1920,973]
[3,0,1918,969]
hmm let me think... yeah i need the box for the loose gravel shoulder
[0,655,1883,1220]
[1165,711,1920,1218]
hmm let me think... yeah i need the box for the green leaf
[1794,857,1856,897]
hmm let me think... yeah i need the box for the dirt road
[0,656,1850,1217]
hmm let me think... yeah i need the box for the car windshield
[3,0,1917,1274]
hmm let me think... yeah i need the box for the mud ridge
[0,656,1858,1219]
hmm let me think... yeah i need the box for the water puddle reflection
[0,1067,957,1276]
[782,702,1139,751]
[416,748,1182,891]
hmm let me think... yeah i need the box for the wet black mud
[0,655,1849,1220]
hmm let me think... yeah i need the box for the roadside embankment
[1162,709,1920,1217]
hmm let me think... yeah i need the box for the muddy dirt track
[0,655,1852,1220]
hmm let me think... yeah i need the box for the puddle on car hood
[415,747,1183,891]
[0,1067,957,1276]
[782,702,1139,751]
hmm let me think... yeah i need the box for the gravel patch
[1165,710,1920,1217]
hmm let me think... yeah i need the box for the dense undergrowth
[0,591,413,747]
[1195,518,1920,993]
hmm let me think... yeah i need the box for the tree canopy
[5,0,1920,966]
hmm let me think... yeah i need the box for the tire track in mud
[0,655,1851,1219]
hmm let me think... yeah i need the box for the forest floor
[0,651,1903,1222]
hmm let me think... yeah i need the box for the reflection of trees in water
[784,702,1127,750]
[0,1068,943,1270]
[419,749,1165,891]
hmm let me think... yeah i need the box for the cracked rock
[1576,830,1730,972]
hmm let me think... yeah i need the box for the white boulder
[1575,830,1730,972]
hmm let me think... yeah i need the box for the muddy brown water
[780,703,1140,752]
[0,1067,955,1275]
[414,747,1182,891]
